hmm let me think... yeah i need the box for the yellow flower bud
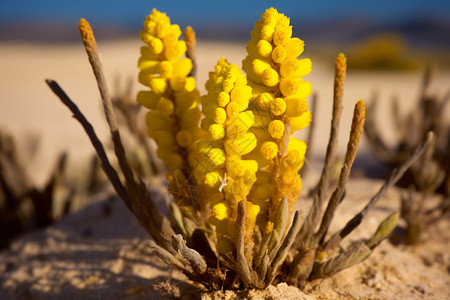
[260,25,275,42]
[152,130,175,148]
[284,148,304,170]
[226,111,255,138]
[184,77,196,92]
[262,68,279,87]
[256,39,273,57]
[213,107,227,124]
[172,58,193,77]
[169,75,186,92]
[158,60,173,78]
[273,26,292,46]
[223,79,234,93]
[138,57,159,73]
[265,221,274,233]
[260,141,278,160]
[149,37,164,54]
[226,102,240,118]
[272,46,287,63]
[209,148,226,166]
[137,91,160,110]
[156,21,170,38]
[280,79,312,99]
[268,120,285,139]
[149,77,168,94]
[280,58,312,79]
[205,171,220,187]
[230,85,252,111]
[284,38,304,59]
[217,91,231,107]
[164,40,187,61]
[285,96,309,117]
[256,92,274,109]
[287,138,307,162]
[176,130,192,147]
[252,59,272,76]
[271,97,287,116]
[157,97,174,117]
[212,202,228,220]
[167,153,184,169]
[225,132,257,156]
[209,123,225,140]
[227,160,258,178]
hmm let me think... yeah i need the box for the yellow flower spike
[262,68,279,87]
[268,120,285,139]
[138,9,202,222]
[209,123,225,140]
[209,148,226,165]
[272,46,287,63]
[260,141,278,160]
[176,130,193,147]
[271,97,287,116]
[217,91,231,107]
[256,39,273,57]
[212,202,229,221]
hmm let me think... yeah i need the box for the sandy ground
[0,39,449,299]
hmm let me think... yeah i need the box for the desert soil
[0,40,449,299]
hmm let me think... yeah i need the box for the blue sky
[1,0,449,27]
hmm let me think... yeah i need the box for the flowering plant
[47,6,431,292]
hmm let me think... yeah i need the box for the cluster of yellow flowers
[137,7,311,256]
[137,9,204,209]
[242,7,311,220]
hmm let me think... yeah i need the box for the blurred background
[1,0,450,66]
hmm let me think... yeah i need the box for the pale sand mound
[1,177,449,299]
